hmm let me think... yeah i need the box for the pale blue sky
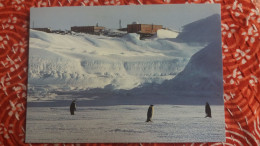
[30,4,220,31]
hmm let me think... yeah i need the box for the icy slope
[28,30,202,91]
[176,14,221,43]
[130,41,224,104]
[161,41,223,91]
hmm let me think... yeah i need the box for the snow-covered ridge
[28,29,203,91]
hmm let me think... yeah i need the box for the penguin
[205,102,211,118]
[70,100,76,115]
[146,105,154,122]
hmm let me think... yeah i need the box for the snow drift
[155,29,179,39]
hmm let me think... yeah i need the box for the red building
[127,24,163,39]
[127,24,162,34]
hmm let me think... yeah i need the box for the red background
[0,0,259,145]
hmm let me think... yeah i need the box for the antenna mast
[119,19,122,29]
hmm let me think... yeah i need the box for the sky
[30,4,220,31]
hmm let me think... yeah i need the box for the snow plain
[26,105,225,143]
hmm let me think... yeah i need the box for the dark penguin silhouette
[70,100,76,115]
[146,105,154,122]
[205,102,211,118]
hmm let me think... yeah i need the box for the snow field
[26,105,225,143]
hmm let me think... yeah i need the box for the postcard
[26,4,225,143]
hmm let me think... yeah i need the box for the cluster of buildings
[32,22,166,39]
[71,26,105,35]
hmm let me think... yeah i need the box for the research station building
[127,23,163,39]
